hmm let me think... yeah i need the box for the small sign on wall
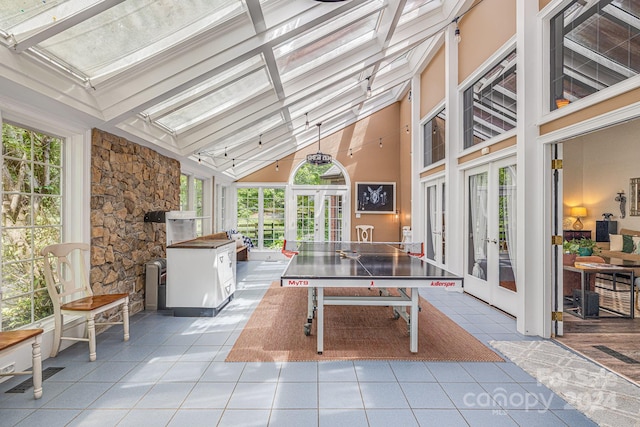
[355,182,396,214]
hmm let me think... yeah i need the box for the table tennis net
[282,241,424,257]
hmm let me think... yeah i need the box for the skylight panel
[398,0,438,26]
[276,13,379,80]
[35,0,244,79]
[156,68,272,132]
[144,55,264,118]
[289,77,361,120]
[0,0,70,30]
[210,113,284,154]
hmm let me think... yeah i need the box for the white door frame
[464,156,518,316]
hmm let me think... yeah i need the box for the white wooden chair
[41,243,129,362]
[356,225,374,242]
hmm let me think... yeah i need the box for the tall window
[179,174,189,211]
[423,108,446,167]
[1,122,63,330]
[237,187,285,249]
[550,0,640,110]
[216,184,228,232]
[463,50,517,149]
[179,174,205,235]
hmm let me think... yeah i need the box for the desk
[563,262,634,318]
[280,242,463,354]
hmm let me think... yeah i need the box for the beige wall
[458,0,516,84]
[541,86,640,135]
[563,118,640,234]
[420,45,445,118]
[240,104,405,242]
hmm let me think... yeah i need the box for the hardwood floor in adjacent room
[555,313,640,385]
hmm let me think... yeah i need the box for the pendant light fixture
[306,123,332,166]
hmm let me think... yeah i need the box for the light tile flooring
[0,260,598,427]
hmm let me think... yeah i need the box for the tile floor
[0,260,598,427]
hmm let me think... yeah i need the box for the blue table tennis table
[280,242,463,354]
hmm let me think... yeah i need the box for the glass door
[465,158,518,315]
[424,178,445,266]
[294,190,346,242]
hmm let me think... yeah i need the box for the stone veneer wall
[91,129,180,315]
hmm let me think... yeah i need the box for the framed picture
[355,182,396,214]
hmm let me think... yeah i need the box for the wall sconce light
[453,17,461,43]
[615,190,626,218]
[258,134,263,149]
[275,160,279,172]
[304,113,310,131]
[570,206,587,230]
[366,76,372,98]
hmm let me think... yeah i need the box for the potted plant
[571,237,599,256]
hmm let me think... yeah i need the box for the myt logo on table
[287,280,309,286]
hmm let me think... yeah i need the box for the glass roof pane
[156,68,272,132]
[144,55,265,118]
[399,0,438,26]
[36,0,244,78]
[0,0,72,30]
[289,77,361,120]
[276,13,379,79]
[209,114,284,153]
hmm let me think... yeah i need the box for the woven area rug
[226,283,503,362]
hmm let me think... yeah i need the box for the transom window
[1,122,63,330]
[463,50,517,149]
[550,0,640,110]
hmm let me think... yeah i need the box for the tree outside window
[1,122,62,330]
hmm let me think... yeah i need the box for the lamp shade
[571,207,587,218]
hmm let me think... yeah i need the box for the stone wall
[91,129,180,315]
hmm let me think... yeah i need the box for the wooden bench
[0,329,43,399]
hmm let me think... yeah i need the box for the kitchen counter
[167,238,231,249]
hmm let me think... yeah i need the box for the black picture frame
[355,182,396,214]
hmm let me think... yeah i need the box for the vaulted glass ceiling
[0,0,466,179]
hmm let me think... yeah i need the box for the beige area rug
[491,340,640,427]
[226,283,503,362]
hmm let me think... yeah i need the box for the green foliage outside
[293,163,334,185]
[2,123,62,330]
[237,187,285,249]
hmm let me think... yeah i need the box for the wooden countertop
[167,238,233,249]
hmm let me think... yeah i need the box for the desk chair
[356,225,374,242]
[41,243,129,362]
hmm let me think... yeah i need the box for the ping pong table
[280,241,463,354]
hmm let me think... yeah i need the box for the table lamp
[570,206,587,230]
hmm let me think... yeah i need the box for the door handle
[484,238,498,244]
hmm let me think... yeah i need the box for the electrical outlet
[0,363,15,374]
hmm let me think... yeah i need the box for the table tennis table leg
[410,288,418,353]
[317,288,324,354]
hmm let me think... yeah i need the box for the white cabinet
[166,239,236,317]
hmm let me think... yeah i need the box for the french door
[424,178,445,266]
[291,189,347,242]
[465,157,518,316]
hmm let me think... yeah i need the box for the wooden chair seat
[0,329,43,399]
[41,243,130,362]
[61,294,130,311]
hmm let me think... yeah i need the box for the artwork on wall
[355,182,396,214]
[630,177,640,216]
